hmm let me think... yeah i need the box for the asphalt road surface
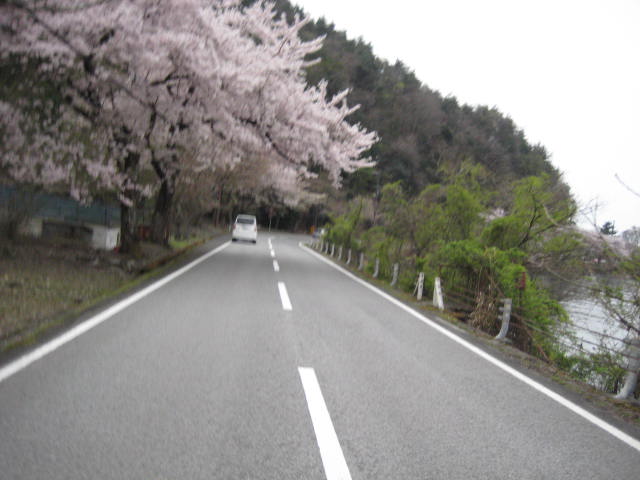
[1,233,639,479]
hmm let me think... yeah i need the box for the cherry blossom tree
[136,0,376,241]
[2,1,159,249]
[1,0,377,248]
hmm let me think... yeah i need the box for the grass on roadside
[0,233,213,352]
[169,236,200,250]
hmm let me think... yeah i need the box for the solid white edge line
[0,241,232,384]
[278,281,292,311]
[299,367,353,480]
[273,260,280,272]
[299,242,640,453]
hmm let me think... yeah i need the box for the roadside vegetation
[279,0,640,401]
[322,177,639,400]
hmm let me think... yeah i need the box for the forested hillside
[285,2,640,401]
[273,0,570,209]
[273,2,627,388]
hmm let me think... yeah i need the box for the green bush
[325,201,363,249]
[554,352,627,394]
[430,239,568,355]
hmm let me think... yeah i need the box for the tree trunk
[215,184,224,227]
[150,154,179,246]
[616,337,640,400]
[119,201,137,254]
[118,149,140,254]
[150,178,173,245]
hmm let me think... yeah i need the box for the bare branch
[615,173,640,199]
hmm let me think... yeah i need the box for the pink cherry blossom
[1,0,376,213]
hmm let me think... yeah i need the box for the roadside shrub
[430,239,568,355]
[326,201,363,250]
[560,352,627,394]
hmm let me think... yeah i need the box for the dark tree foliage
[600,221,617,236]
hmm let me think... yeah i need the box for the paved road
[1,233,639,479]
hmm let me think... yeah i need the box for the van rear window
[236,217,254,224]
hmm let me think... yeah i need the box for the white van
[231,214,258,243]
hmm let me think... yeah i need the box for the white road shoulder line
[278,281,292,311]
[300,243,640,453]
[0,241,231,384]
[273,260,280,272]
[299,367,353,480]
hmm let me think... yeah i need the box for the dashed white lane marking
[299,367,353,480]
[0,241,232,384]
[273,260,280,272]
[300,243,640,454]
[270,249,276,258]
[277,282,292,311]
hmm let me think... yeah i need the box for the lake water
[537,274,631,356]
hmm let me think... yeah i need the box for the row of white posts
[314,241,518,335]
[312,239,640,400]
[313,240,457,316]
[316,240,366,271]
[314,240,519,341]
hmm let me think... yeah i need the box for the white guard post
[495,298,512,341]
[391,263,399,287]
[417,272,425,300]
[433,276,444,310]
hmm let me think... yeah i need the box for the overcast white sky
[294,0,640,232]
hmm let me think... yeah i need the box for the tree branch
[615,173,640,199]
